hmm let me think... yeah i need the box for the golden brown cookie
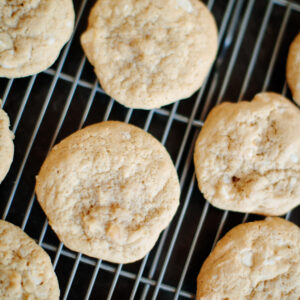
[35,121,180,263]
[197,217,300,300]
[287,33,300,105]
[194,92,300,215]
[0,104,14,184]
[0,220,59,299]
[0,0,74,78]
[81,0,218,109]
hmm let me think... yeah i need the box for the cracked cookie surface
[35,121,180,263]
[196,217,300,300]
[287,33,300,105]
[0,220,59,299]
[0,105,14,184]
[194,92,300,215]
[0,0,74,78]
[80,0,218,109]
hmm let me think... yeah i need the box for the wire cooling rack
[1,0,300,299]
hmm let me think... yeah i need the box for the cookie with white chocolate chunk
[0,104,14,184]
[0,0,74,78]
[197,217,300,299]
[287,33,300,105]
[0,220,59,299]
[194,92,300,215]
[35,121,180,263]
[81,0,218,109]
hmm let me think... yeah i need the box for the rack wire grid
[1,0,300,299]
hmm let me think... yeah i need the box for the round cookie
[80,0,218,109]
[0,0,74,78]
[194,92,300,216]
[196,217,300,299]
[287,33,300,105]
[35,121,180,263]
[0,220,59,299]
[0,105,14,184]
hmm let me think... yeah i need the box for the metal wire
[41,241,195,298]
[1,0,300,299]
[1,79,13,108]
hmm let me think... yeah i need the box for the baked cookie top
[35,121,180,263]
[81,0,218,109]
[194,92,300,216]
[287,33,300,105]
[0,0,74,78]
[0,105,14,184]
[0,220,59,300]
[197,217,300,300]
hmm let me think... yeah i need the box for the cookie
[194,92,300,216]
[0,0,74,78]
[287,33,300,105]
[80,0,218,109]
[0,104,14,184]
[0,220,59,299]
[196,217,300,299]
[35,121,180,263]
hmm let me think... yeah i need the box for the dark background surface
[0,0,300,299]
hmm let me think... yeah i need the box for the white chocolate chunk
[47,37,56,45]
[240,249,253,267]
[176,0,193,13]
[290,154,299,163]
[0,33,13,52]
[223,175,231,184]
